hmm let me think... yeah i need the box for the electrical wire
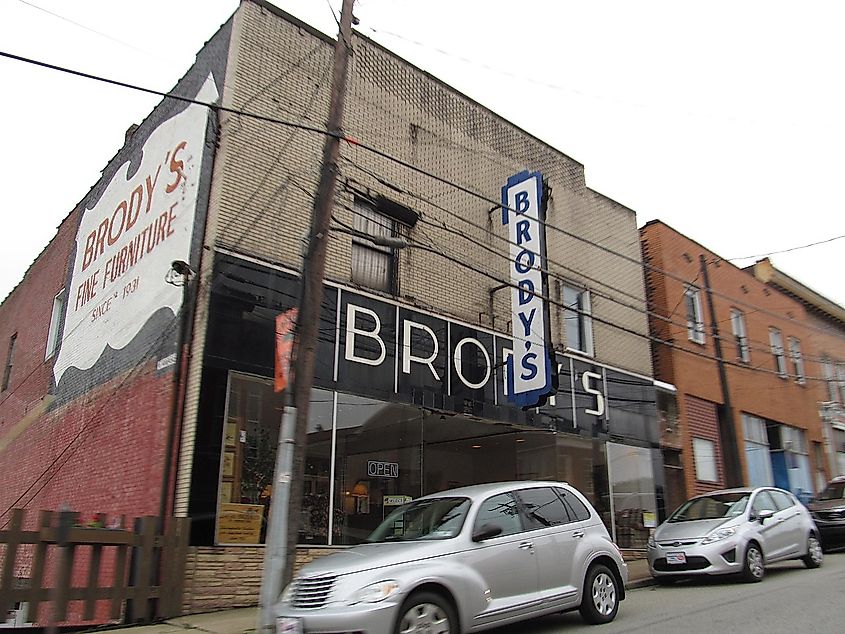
[2,47,840,339]
[339,159,840,365]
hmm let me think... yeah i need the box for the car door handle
[572,530,585,539]
[518,541,534,550]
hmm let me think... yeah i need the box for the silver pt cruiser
[276,481,628,633]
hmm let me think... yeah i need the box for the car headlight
[701,527,737,545]
[280,582,294,604]
[348,580,400,605]
[647,533,656,548]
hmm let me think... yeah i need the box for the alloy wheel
[591,571,617,616]
[398,602,452,634]
[747,546,764,579]
[808,536,823,566]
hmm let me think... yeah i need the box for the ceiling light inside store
[471,444,482,449]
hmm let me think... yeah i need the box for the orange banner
[274,308,298,393]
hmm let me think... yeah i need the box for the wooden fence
[0,509,190,627]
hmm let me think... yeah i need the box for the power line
[330,209,833,384]
[16,0,159,58]
[726,234,845,262]
[3,47,838,340]
[2,50,840,369]
[340,158,839,365]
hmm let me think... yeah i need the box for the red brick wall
[0,207,179,627]
[0,209,78,432]
[640,220,828,500]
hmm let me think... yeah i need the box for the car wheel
[579,563,620,625]
[395,591,457,634]
[742,542,765,583]
[802,534,823,569]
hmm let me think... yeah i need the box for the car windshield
[366,497,471,543]
[818,482,845,501]
[668,492,750,522]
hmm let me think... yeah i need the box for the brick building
[750,259,845,479]
[640,220,843,513]
[1,1,663,619]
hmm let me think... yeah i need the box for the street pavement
[92,553,845,633]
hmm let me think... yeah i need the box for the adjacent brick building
[641,220,843,511]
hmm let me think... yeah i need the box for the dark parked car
[808,476,845,550]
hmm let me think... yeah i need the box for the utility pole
[257,1,355,631]
[699,255,742,487]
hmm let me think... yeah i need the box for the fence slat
[83,544,103,620]
[170,518,190,618]
[50,510,78,624]
[28,510,54,623]
[128,517,156,623]
[110,544,128,621]
[1,511,189,627]
[0,508,24,617]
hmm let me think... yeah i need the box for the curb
[626,577,657,590]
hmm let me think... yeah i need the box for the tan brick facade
[182,546,341,615]
[174,0,657,611]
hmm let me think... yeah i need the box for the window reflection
[216,377,655,549]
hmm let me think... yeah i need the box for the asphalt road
[491,550,845,634]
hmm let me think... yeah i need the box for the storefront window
[216,374,333,545]
[216,373,284,544]
[607,443,657,549]
[212,380,649,549]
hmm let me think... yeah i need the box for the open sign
[367,461,399,478]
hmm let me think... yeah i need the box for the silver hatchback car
[276,481,628,633]
[647,487,823,583]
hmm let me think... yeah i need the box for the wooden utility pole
[287,0,355,588]
[699,255,742,487]
[257,2,355,629]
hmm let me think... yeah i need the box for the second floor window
[562,284,593,355]
[730,309,750,363]
[351,200,396,293]
[2,333,17,392]
[788,337,805,384]
[684,285,705,344]
[769,328,787,378]
[823,359,845,403]
[45,289,66,359]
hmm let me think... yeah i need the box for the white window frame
[561,283,594,356]
[684,285,705,344]
[769,328,787,378]
[730,308,750,363]
[693,437,718,483]
[45,288,66,360]
[788,337,805,385]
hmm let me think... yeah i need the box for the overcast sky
[1,0,842,308]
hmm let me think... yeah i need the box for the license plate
[666,551,686,565]
[276,617,303,634]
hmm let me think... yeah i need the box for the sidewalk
[97,559,654,634]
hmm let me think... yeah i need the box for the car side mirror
[472,523,503,542]
[757,509,775,523]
